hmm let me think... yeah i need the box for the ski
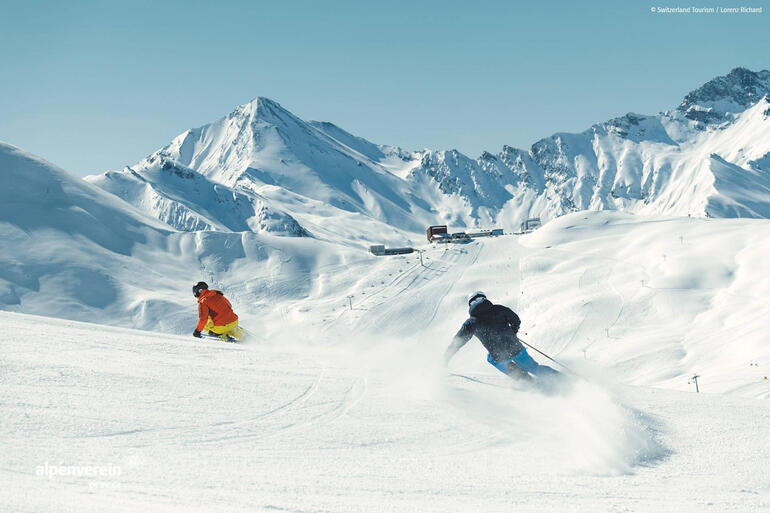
[200,333,240,343]
[448,372,528,390]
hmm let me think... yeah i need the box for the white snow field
[3,212,770,512]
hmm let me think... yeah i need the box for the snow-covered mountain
[88,98,440,234]
[679,67,770,124]
[88,156,309,236]
[0,141,171,317]
[401,68,770,223]
[88,67,770,234]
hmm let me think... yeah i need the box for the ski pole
[517,337,578,376]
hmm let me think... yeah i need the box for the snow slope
[0,141,172,321]
[2,307,768,512]
[518,212,770,397]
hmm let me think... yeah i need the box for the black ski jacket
[445,298,522,362]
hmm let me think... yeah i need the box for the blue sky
[0,0,768,177]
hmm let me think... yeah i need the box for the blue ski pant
[487,348,560,377]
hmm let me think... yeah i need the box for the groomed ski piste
[3,211,770,512]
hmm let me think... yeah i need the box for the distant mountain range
[86,67,770,237]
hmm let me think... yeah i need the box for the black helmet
[467,291,486,305]
[192,281,208,298]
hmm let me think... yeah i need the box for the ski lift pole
[689,374,700,393]
[518,337,578,377]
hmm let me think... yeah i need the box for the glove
[193,330,202,338]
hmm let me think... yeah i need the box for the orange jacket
[196,289,238,331]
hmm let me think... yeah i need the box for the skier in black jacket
[444,291,559,380]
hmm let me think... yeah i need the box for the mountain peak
[678,67,770,122]
[247,96,284,110]
[229,96,295,124]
